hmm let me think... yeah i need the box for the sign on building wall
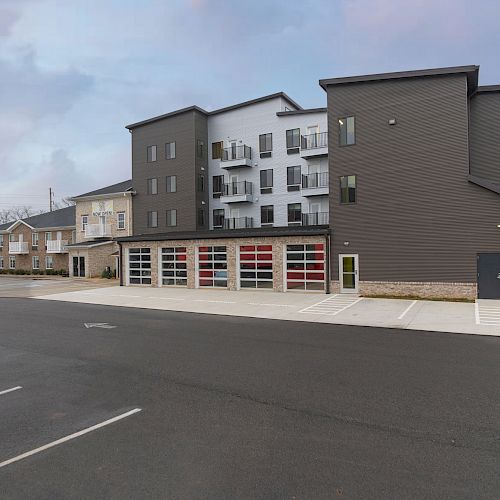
[92,200,114,216]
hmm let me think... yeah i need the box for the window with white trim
[0,256,4,269]
[81,215,88,232]
[45,255,54,270]
[117,212,126,230]
[0,234,3,247]
[9,256,15,269]
[32,256,40,270]
[128,248,151,285]
[160,247,187,286]
[239,245,273,289]
[197,246,227,288]
[32,232,38,248]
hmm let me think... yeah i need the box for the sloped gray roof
[0,221,13,231]
[73,179,133,199]
[21,206,76,229]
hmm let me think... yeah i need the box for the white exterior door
[339,254,359,293]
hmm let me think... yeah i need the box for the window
[288,203,302,225]
[117,212,126,230]
[260,169,273,194]
[160,247,187,286]
[213,209,225,228]
[9,234,15,242]
[165,141,176,160]
[147,177,158,195]
[128,248,151,285]
[0,234,3,247]
[32,256,40,270]
[286,243,325,291]
[287,166,301,191]
[147,211,158,228]
[212,141,223,159]
[198,208,205,227]
[147,145,157,162]
[81,215,88,232]
[259,133,272,157]
[198,174,205,192]
[0,256,3,269]
[286,128,300,153]
[197,246,227,288]
[166,175,177,193]
[45,232,52,244]
[339,116,355,146]
[166,209,177,227]
[197,139,204,158]
[212,175,223,198]
[45,255,54,270]
[239,245,273,289]
[340,175,356,203]
[32,232,39,248]
[261,205,274,226]
[9,256,15,269]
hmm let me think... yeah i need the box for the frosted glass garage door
[238,245,273,289]
[197,246,227,288]
[128,248,151,285]
[286,243,325,291]
[161,247,187,286]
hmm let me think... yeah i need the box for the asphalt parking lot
[0,298,499,498]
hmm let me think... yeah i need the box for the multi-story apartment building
[67,180,134,278]
[0,206,75,274]
[117,65,500,299]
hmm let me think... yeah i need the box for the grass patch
[361,294,474,303]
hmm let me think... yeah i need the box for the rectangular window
[147,177,158,195]
[213,209,225,228]
[147,211,158,228]
[147,145,157,162]
[9,234,15,242]
[339,116,355,146]
[197,139,204,158]
[340,175,357,203]
[287,203,302,225]
[117,212,126,230]
[0,256,3,269]
[32,256,40,270]
[128,248,151,285]
[286,128,300,153]
[45,232,52,244]
[45,255,54,270]
[239,245,273,289]
[197,246,227,288]
[286,243,325,291]
[212,141,223,159]
[9,256,15,269]
[0,234,3,247]
[165,141,176,159]
[198,208,205,227]
[32,232,39,248]
[166,209,177,227]
[166,175,177,193]
[160,247,187,286]
[198,174,205,192]
[81,215,88,232]
[261,205,274,226]
[212,175,223,198]
[259,133,272,153]
[287,166,301,191]
[260,169,273,194]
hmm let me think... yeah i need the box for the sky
[0,0,499,211]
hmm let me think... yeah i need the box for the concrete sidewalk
[34,286,500,337]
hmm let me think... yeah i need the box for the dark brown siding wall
[469,91,500,183]
[327,74,500,283]
[131,110,208,235]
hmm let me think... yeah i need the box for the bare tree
[0,206,45,224]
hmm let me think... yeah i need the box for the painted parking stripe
[476,301,500,326]
[0,386,22,397]
[300,295,362,316]
[397,300,418,320]
[0,408,142,470]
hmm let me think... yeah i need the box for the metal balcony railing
[85,223,112,238]
[302,212,329,226]
[301,132,328,150]
[223,217,253,229]
[46,240,68,253]
[222,181,253,196]
[9,242,29,254]
[221,145,252,161]
[302,172,329,189]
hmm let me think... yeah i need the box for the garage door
[160,247,187,286]
[285,243,325,291]
[238,245,273,289]
[197,246,227,288]
[477,253,500,299]
[128,248,151,285]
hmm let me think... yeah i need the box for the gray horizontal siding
[327,74,500,283]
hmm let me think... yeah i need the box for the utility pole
[49,187,53,212]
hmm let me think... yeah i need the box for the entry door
[307,126,319,148]
[56,231,62,240]
[339,254,359,293]
[72,256,85,277]
[477,253,500,299]
[230,141,237,160]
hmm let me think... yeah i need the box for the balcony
[300,132,328,158]
[220,145,252,169]
[9,242,29,254]
[220,181,253,203]
[46,240,69,253]
[302,212,329,226]
[223,217,253,229]
[301,172,329,197]
[85,223,112,238]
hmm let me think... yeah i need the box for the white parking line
[148,296,185,301]
[397,300,418,320]
[0,408,142,469]
[247,303,295,307]
[0,386,22,396]
[300,295,362,316]
[193,299,236,304]
[476,301,500,326]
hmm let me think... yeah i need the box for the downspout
[118,241,123,286]
[325,231,331,294]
